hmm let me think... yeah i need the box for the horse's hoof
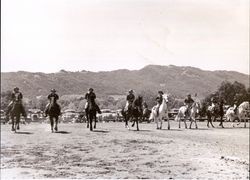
[168,127,170,130]
[94,126,96,129]
[11,127,15,131]
[54,127,58,131]
[17,126,20,130]
[137,129,139,131]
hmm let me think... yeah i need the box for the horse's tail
[174,113,179,121]
[149,111,154,121]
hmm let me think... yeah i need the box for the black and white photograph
[1,0,249,179]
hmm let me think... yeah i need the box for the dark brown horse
[9,102,23,132]
[85,101,98,131]
[47,97,61,132]
[122,96,143,131]
[85,107,97,130]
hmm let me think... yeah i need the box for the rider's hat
[129,89,134,93]
[14,87,19,91]
[158,91,164,94]
[51,89,56,92]
[187,93,191,96]
[89,88,94,91]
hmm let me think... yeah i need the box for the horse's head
[162,94,169,103]
[50,97,56,104]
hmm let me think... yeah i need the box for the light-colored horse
[175,102,200,129]
[225,101,249,128]
[149,94,170,130]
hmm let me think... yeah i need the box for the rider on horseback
[44,89,61,116]
[156,91,164,116]
[85,88,102,114]
[184,94,194,117]
[6,87,27,117]
[124,89,135,112]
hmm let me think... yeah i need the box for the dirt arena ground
[1,121,249,179]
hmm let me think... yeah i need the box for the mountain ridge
[1,65,249,99]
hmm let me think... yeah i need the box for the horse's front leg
[86,114,89,128]
[54,116,58,132]
[131,117,135,127]
[178,116,181,129]
[244,117,247,128]
[136,117,139,131]
[156,117,159,129]
[94,115,97,129]
[210,117,215,128]
[124,115,130,129]
[184,118,187,129]
[160,117,163,129]
[16,115,20,130]
[50,116,54,133]
[11,116,15,131]
[89,114,93,131]
[194,118,198,129]
[189,117,193,129]
[219,116,224,128]
[167,117,170,130]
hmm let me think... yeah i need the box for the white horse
[149,94,170,130]
[175,102,200,129]
[225,101,249,128]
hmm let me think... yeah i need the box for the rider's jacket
[156,95,163,104]
[85,92,96,103]
[48,93,59,102]
[11,91,23,103]
[126,94,135,104]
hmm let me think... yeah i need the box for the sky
[1,0,249,74]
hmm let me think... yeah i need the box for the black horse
[8,102,24,132]
[85,107,97,131]
[47,97,61,132]
[85,101,98,131]
[122,96,143,131]
[207,103,224,128]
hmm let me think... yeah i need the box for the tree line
[1,81,249,115]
